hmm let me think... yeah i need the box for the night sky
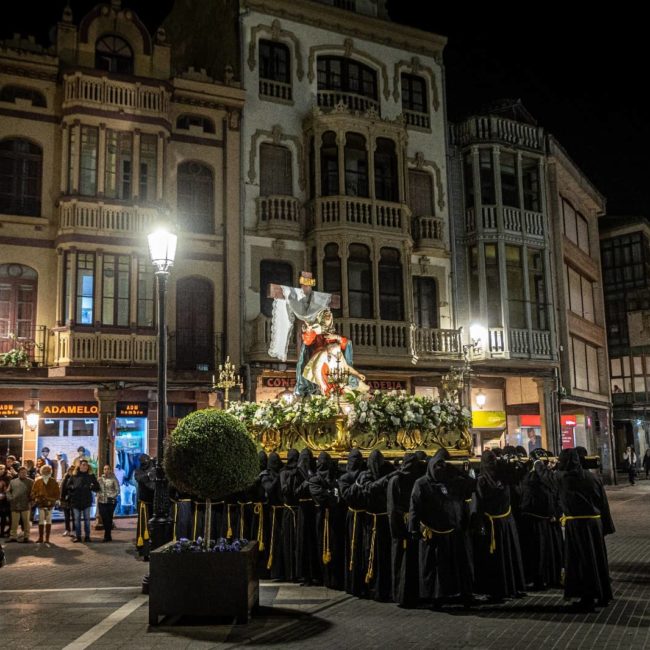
[2,1,646,215]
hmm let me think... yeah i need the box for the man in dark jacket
[68,460,100,543]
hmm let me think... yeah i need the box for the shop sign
[472,410,507,429]
[561,414,576,449]
[261,376,297,388]
[41,402,99,417]
[0,402,23,418]
[117,402,148,417]
[367,380,408,391]
[520,414,541,427]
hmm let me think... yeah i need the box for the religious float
[229,272,472,458]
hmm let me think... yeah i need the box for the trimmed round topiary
[164,409,259,501]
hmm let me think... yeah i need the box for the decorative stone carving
[392,58,440,112]
[248,21,305,80]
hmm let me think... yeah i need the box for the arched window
[348,244,372,319]
[95,35,134,74]
[344,133,368,197]
[323,243,341,316]
[374,138,398,202]
[320,131,339,196]
[177,162,214,234]
[0,85,46,107]
[379,247,403,321]
[0,138,42,216]
[260,144,292,196]
[413,276,438,328]
[0,264,38,351]
[260,260,293,317]
[176,114,216,134]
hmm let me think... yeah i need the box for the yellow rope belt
[421,522,454,540]
[348,507,365,572]
[560,513,601,527]
[226,504,236,538]
[253,502,265,551]
[267,505,283,570]
[284,504,298,529]
[136,501,149,547]
[485,506,512,555]
[365,512,388,584]
[322,507,332,565]
[238,501,252,539]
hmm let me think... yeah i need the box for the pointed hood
[368,449,390,481]
[426,448,449,483]
[346,448,364,473]
[267,452,283,474]
[298,448,314,479]
[258,451,268,472]
[285,448,299,470]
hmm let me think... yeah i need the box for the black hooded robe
[387,453,425,607]
[518,460,563,589]
[251,451,270,574]
[339,449,367,597]
[260,452,285,580]
[409,450,475,605]
[295,448,321,584]
[347,450,394,601]
[556,450,614,606]
[279,449,301,582]
[309,451,345,590]
[474,451,526,600]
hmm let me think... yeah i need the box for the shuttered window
[260,144,292,196]
[409,170,434,216]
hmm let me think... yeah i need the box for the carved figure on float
[267,271,369,396]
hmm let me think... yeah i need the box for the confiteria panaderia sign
[41,402,99,416]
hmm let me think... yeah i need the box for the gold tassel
[254,503,265,552]
[322,508,332,565]
[227,505,233,539]
[349,509,360,572]
[193,502,200,540]
[365,514,378,583]
[239,503,245,540]
[172,501,178,542]
[267,506,278,570]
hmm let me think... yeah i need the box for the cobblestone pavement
[2,482,650,649]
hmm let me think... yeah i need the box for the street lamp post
[147,227,177,551]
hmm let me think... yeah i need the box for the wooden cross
[267,270,341,309]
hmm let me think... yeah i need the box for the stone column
[535,376,559,454]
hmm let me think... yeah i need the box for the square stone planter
[149,540,259,625]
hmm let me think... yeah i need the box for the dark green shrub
[164,409,258,501]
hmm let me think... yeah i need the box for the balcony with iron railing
[453,116,544,151]
[58,200,158,236]
[0,326,48,369]
[464,206,545,239]
[317,90,380,114]
[63,71,170,116]
[412,215,444,251]
[255,195,302,237]
[306,196,408,234]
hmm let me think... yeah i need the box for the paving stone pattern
[1,482,650,649]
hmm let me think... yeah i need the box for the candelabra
[327,355,351,452]
[212,356,243,409]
